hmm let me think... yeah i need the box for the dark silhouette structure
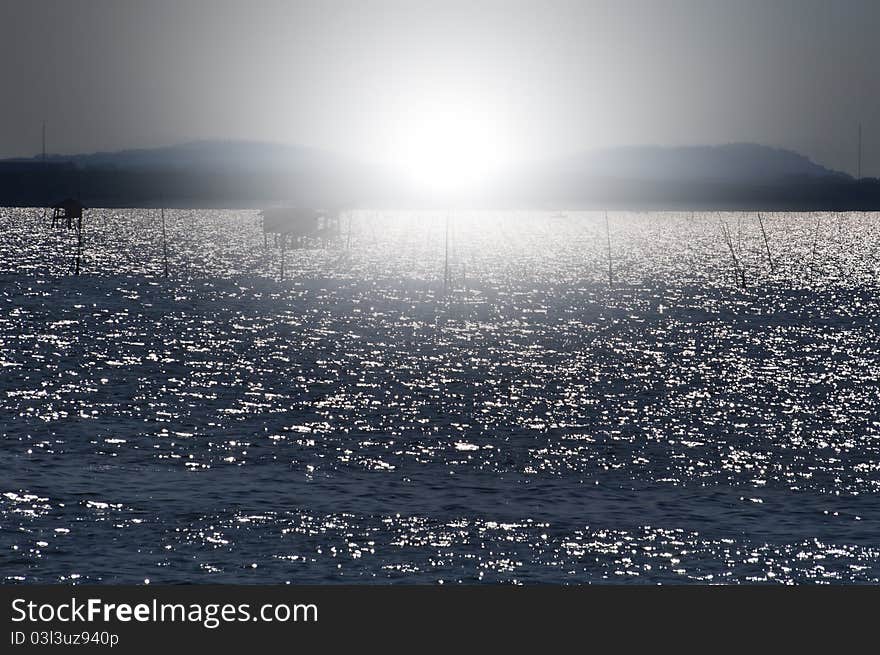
[260,208,341,247]
[50,197,86,275]
[259,207,342,282]
[51,197,85,229]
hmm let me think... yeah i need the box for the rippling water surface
[3,208,880,584]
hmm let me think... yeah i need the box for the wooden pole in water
[280,233,286,281]
[605,211,613,288]
[161,205,169,278]
[738,212,745,253]
[443,213,450,295]
[721,223,733,286]
[41,121,47,222]
[720,222,744,287]
[347,212,352,250]
[757,212,775,273]
[74,214,82,275]
[809,214,821,283]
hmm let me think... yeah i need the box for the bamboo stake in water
[720,223,734,285]
[757,212,775,273]
[720,222,745,287]
[809,214,822,283]
[443,213,450,295]
[280,233,286,281]
[736,213,743,253]
[40,120,48,223]
[605,211,613,288]
[161,206,169,278]
[74,214,82,276]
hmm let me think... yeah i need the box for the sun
[386,102,507,195]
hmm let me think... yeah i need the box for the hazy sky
[2,0,878,176]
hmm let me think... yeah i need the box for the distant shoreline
[4,193,880,212]
[2,140,877,212]
[4,170,880,212]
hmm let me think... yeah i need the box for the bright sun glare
[387,102,507,194]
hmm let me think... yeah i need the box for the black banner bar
[1,585,878,651]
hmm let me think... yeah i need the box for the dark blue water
[2,208,880,583]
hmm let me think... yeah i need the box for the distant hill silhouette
[34,140,358,174]
[0,139,877,210]
[493,143,878,210]
[0,141,379,208]
[539,143,849,184]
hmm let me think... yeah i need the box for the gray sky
[2,0,878,176]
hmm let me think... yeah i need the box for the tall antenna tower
[858,123,862,181]
[41,121,48,215]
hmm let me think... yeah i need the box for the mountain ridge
[540,143,849,183]
[3,139,849,181]
[0,139,872,209]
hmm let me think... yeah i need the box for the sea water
[2,208,880,583]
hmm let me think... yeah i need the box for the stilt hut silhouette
[51,197,86,229]
[260,208,341,248]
